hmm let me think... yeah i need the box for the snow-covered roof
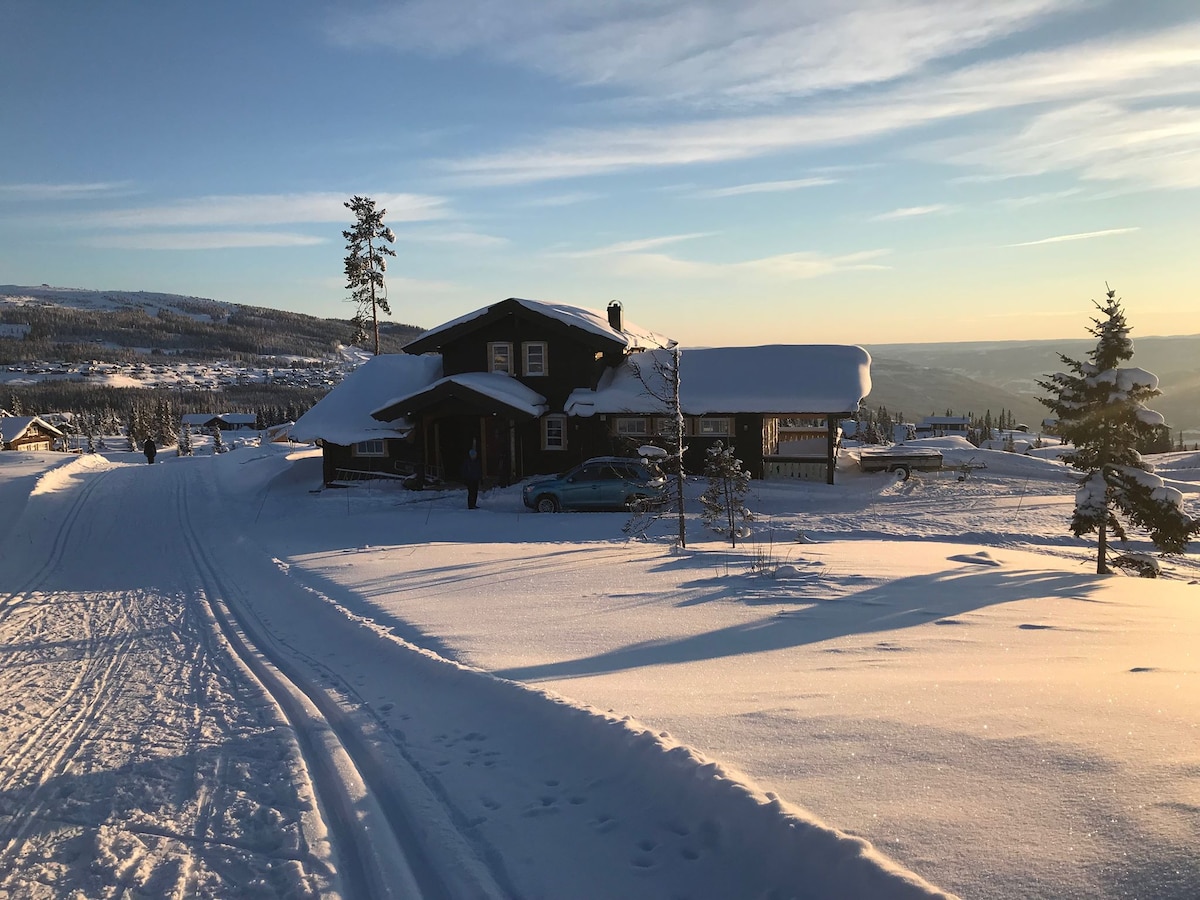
[372,371,548,420]
[406,298,671,353]
[290,354,443,445]
[565,345,871,417]
[182,413,219,426]
[1,415,65,443]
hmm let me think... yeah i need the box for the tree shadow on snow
[495,567,1100,682]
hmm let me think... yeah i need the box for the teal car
[522,457,666,512]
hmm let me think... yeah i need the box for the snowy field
[0,439,1197,899]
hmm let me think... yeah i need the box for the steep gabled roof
[372,371,548,421]
[565,345,872,417]
[402,297,671,355]
[290,353,443,446]
[0,415,65,443]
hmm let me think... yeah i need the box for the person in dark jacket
[462,448,482,508]
[143,437,157,464]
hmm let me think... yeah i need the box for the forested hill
[0,285,422,364]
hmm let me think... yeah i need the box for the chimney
[607,300,623,332]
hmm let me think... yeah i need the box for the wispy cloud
[695,177,837,198]
[0,182,136,200]
[85,232,326,250]
[440,24,1200,189]
[1008,226,1139,247]
[72,192,450,229]
[583,247,889,280]
[552,232,714,258]
[996,188,1084,208]
[870,204,954,221]
[328,0,1078,107]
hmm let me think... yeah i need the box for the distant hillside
[865,335,1200,438]
[0,285,422,364]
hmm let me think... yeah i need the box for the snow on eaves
[411,298,671,352]
[373,371,548,419]
[0,415,65,443]
[566,345,872,417]
[290,354,442,446]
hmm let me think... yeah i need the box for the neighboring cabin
[293,298,872,487]
[182,413,259,432]
[1,415,65,451]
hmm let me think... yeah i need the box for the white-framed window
[354,439,387,456]
[523,341,547,376]
[654,416,685,436]
[488,341,513,375]
[614,417,649,436]
[696,417,732,436]
[543,415,566,450]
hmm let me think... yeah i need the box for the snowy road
[0,452,952,899]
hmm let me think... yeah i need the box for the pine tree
[1039,286,1198,574]
[699,441,753,547]
[343,195,397,356]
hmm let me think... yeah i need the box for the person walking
[462,447,482,509]
[143,437,157,464]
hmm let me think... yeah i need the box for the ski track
[0,454,962,900]
[0,464,337,899]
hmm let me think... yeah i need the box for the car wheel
[535,495,559,513]
[625,493,648,511]
[892,465,911,481]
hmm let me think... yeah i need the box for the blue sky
[2,0,1198,346]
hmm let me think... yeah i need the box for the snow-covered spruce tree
[343,195,396,356]
[1038,287,1198,574]
[177,422,193,457]
[699,441,753,547]
[210,425,226,454]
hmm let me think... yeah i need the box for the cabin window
[354,439,387,456]
[654,416,684,436]
[614,417,648,436]
[543,415,566,450]
[696,417,732,436]
[488,342,514,375]
[523,342,547,376]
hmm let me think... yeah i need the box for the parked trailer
[857,447,987,481]
[857,447,944,480]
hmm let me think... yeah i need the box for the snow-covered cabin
[303,298,872,487]
[915,415,971,438]
[1,415,65,451]
[183,412,259,433]
[291,353,443,485]
[566,345,872,482]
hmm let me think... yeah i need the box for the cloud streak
[86,232,326,250]
[695,177,837,198]
[1009,227,1139,247]
[439,24,1200,190]
[0,182,136,200]
[870,204,953,221]
[329,0,1079,106]
[553,232,715,258]
[73,192,450,229]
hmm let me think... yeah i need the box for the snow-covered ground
[1,438,1197,899]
